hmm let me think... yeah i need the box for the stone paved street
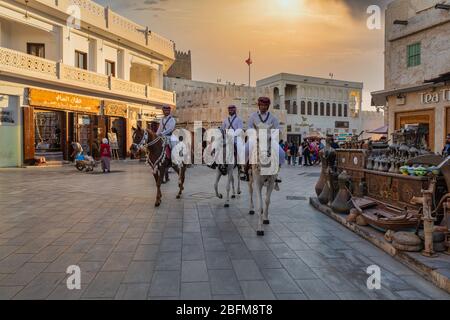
[0,162,449,300]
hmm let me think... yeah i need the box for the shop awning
[424,71,450,84]
[367,125,388,134]
[371,83,437,106]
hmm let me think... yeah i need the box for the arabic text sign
[0,95,17,126]
[28,89,100,114]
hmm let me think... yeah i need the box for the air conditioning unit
[396,94,406,105]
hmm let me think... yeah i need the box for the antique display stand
[312,128,450,257]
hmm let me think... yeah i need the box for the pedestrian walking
[100,138,111,173]
[290,143,298,166]
[302,139,312,166]
[287,142,292,165]
[297,144,303,166]
[444,134,450,156]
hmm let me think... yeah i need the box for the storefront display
[34,110,64,156]
[25,88,101,163]
[395,109,434,151]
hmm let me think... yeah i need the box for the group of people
[71,138,112,173]
[155,97,285,187]
[280,138,326,167]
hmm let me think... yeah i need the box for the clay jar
[331,171,353,214]
[318,168,334,205]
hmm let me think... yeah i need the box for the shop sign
[104,101,128,118]
[420,89,450,105]
[335,121,350,129]
[0,95,17,126]
[28,89,100,114]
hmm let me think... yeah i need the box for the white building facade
[257,73,383,144]
[0,0,176,167]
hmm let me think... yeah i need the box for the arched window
[344,104,348,117]
[301,101,306,115]
[314,102,319,116]
[307,102,312,115]
[326,103,331,116]
[338,104,342,117]
[332,103,337,117]
[320,103,325,116]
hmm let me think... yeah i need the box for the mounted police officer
[246,97,285,190]
[156,105,177,183]
[221,105,244,134]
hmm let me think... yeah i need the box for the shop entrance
[34,109,65,161]
[287,134,302,145]
[107,117,126,159]
[72,114,106,160]
[395,109,435,151]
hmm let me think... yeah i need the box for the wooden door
[23,106,35,164]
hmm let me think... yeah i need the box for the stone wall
[385,0,450,89]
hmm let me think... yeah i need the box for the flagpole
[248,51,251,87]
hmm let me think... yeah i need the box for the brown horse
[131,129,187,207]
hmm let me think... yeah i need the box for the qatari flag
[245,52,252,66]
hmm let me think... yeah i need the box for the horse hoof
[257,231,265,237]
[231,195,236,199]
[218,194,223,199]
[238,191,241,195]
[249,210,255,215]
[176,195,181,199]
[155,203,161,207]
[263,220,270,225]
[224,204,230,208]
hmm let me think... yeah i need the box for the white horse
[214,164,242,208]
[247,124,279,236]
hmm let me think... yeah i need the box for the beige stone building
[0,0,176,167]
[164,77,288,140]
[372,0,450,153]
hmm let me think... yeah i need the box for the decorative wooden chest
[336,149,368,197]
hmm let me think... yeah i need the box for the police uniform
[157,114,177,149]
[221,114,244,133]
[246,111,285,166]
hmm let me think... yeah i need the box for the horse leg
[176,165,186,199]
[256,178,265,236]
[237,166,241,195]
[214,169,223,199]
[224,166,232,208]
[171,164,182,199]
[154,171,162,207]
[263,179,275,225]
[248,168,255,215]
[230,165,236,200]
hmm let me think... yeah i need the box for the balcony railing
[32,0,175,60]
[0,47,175,106]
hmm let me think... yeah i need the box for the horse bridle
[135,131,167,171]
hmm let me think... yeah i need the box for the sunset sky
[95,0,390,110]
